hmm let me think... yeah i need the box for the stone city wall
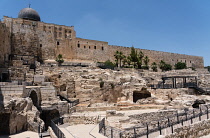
[2,17,204,68]
[107,45,204,68]
[75,38,109,62]
[0,21,11,66]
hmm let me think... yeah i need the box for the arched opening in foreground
[29,90,38,107]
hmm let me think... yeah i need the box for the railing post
[185,111,187,121]
[177,112,179,123]
[168,118,170,127]
[147,123,149,138]
[133,127,136,138]
[120,132,122,138]
[193,109,195,118]
[104,125,106,136]
[171,124,173,133]
[199,106,202,121]
[191,117,193,124]
[181,119,183,126]
[200,106,202,115]
[158,121,162,135]
[111,127,113,138]
[199,113,201,121]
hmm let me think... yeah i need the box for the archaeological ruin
[1,7,210,138]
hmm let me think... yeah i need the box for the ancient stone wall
[2,16,204,68]
[75,38,109,62]
[107,45,204,68]
[0,21,11,66]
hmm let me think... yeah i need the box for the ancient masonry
[0,7,204,69]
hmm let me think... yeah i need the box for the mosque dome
[18,8,41,21]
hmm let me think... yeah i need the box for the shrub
[56,54,64,65]
[100,81,104,88]
[159,60,172,71]
[110,83,115,89]
[151,62,158,72]
[175,62,187,70]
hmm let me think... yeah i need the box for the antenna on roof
[29,3,31,8]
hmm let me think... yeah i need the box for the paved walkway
[1,131,39,138]
[59,123,106,138]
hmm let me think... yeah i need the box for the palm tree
[127,56,132,67]
[118,51,125,68]
[137,51,144,69]
[144,56,150,69]
[114,51,120,67]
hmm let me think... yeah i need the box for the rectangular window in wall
[57,41,60,45]
[94,46,96,49]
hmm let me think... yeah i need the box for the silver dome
[18,8,41,21]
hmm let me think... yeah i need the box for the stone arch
[28,88,41,108]
[29,91,38,107]
[133,89,151,103]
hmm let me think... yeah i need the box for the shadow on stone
[40,107,60,131]
[0,87,4,109]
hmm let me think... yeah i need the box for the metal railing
[151,82,198,89]
[51,117,65,138]
[99,104,210,138]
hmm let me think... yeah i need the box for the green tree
[118,51,125,67]
[56,54,64,65]
[130,47,138,68]
[159,60,172,71]
[136,51,144,69]
[104,60,116,69]
[114,51,125,68]
[122,55,127,67]
[126,56,132,67]
[114,51,120,67]
[151,62,158,72]
[143,56,150,69]
[205,66,210,72]
[174,62,187,70]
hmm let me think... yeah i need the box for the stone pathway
[1,131,39,138]
[59,124,106,138]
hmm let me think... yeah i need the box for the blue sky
[1,0,210,66]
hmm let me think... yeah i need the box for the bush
[151,62,158,72]
[100,81,104,88]
[56,54,64,65]
[175,62,187,70]
[110,83,115,89]
[98,60,116,69]
[159,60,172,71]
[142,65,149,70]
